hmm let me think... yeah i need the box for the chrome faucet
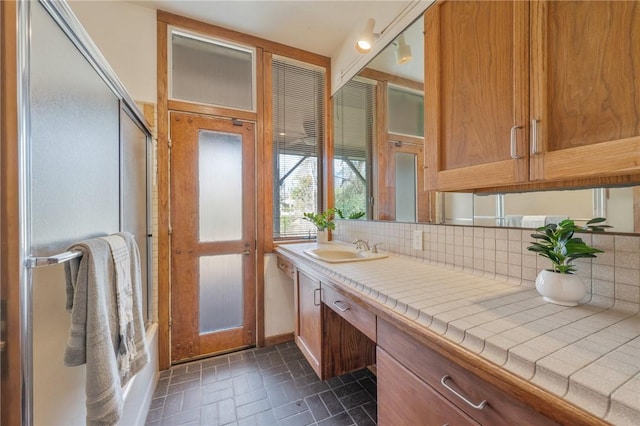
[352,238,370,251]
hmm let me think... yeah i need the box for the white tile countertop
[276,242,640,425]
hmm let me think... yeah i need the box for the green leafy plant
[302,208,336,231]
[335,208,366,220]
[527,218,610,274]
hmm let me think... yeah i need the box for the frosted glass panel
[395,153,416,222]
[121,109,150,323]
[199,130,243,241]
[30,2,119,255]
[199,255,243,333]
[171,32,254,110]
[388,87,424,137]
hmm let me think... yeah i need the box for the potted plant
[527,217,610,306]
[302,208,336,243]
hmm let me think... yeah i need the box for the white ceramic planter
[316,229,329,243]
[535,269,586,306]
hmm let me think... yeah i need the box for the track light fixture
[395,34,413,64]
[355,18,379,53]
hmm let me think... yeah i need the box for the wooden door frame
[156,13,331,369]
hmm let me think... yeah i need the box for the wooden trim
[634,187,640,233]
[261,52,274,254]
[358,67,424,92]
[255,47,265,347]
[424,4,441,191]
[156,18,171,370]
[1,2,22,425]
[157,10,330,69]
[167,100,257,122]
[375,80,389,220]
[264,332,294,347]
[388,133,424,146]
[473,174,640,195]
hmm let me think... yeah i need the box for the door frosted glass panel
[396,152,416,222]
[171,32,254,111]
[388,87,424,137]
[199,130,243,242]
[199,255,243,333]
[30,2,120,255]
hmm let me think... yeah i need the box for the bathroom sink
[303,247,387,263]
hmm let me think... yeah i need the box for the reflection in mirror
[441,186,640,233]
[333,15,426,222]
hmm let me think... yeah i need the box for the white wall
[68,0,157,103]
[264,254,295,338]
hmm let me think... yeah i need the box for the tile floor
[145,341,377,426]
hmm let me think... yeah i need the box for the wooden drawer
[322,283,376,342]
[378,347,479,426]
[377,319,557,426]
[276,255,294,280]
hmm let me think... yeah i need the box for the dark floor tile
[202,386,234,406]
[200,403,218,425]
[150,396,166,411]
[237,409,278,426]
[277,410,315,426]
[332,382,362,399]
[340,390,372,410]
[361,401,376,422]
[145,407,163,423]
[202,355,230,369]
[159,370,171,379]
[319,391,344,416]
[326,376,343,389]
[358,378,377,402]
[171,365,189,377]
[161,408,200,426]
[266,383,290,408]
[287,360,307,378]
[305,394,330,422]
[183,388,203,412]
[216,364,232,380]
[202,366,220,385]
[203,378,233,393]
[268,352,286,366]
[273,400,308,420]
[348,406,375,426]
[294,373,321,387]
[171,370,202,385]
[235,388,268,407]
[254,345,279,355]
[349,369,368,380]
[255,354,274,370]
[168,378,201,394]
[294,380,330,399]
[217,398,238,425]
[236,398,272,420]
[337,373,356,385]
[154,378,170,397]
[230,360,259,377]
[163,392,184,417]
[186,362,203,374]
[233,372,264,395]
[316,412,354,426]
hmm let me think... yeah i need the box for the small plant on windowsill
[526,217,610,306]
[302,208,336,243]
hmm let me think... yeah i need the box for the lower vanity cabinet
[294,268,323,378]
[377,348,479,426]
[377,318,558,426]
[294,267,376,380]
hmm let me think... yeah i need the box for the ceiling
[133,0,414,58]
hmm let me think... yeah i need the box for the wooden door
[170,112,256,362]
[294,270,322,377]
[530,1,640,182]
[424,0,530,191]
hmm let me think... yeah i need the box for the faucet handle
[371,242,383,253]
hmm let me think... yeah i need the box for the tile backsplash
[333,220,640,306]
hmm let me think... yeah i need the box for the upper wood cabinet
[425,0,640,192]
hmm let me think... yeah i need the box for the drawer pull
[440,375,487,410]
[313,288,321,306]
[510,125,523,159]
[332,300,350,312]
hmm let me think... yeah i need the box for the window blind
[272,57,326,238]
[333,79,376,219]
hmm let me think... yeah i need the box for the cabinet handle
[332,300,350,312]
[510,125,522,159]
[440,375,488,410]
[313,288,321,306]
[531,119,539,154]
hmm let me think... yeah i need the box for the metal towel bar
[26,250,83,268]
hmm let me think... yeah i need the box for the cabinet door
[530,1,640,182]
[424,0,530,191]
[377,348,479,426]
[294,270,322,377]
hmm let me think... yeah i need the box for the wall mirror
[332,12,640,234]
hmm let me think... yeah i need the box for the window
[333,79,376,220]
[170,29,255,111]
[272,57,326,238]
[388,85,424,137]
